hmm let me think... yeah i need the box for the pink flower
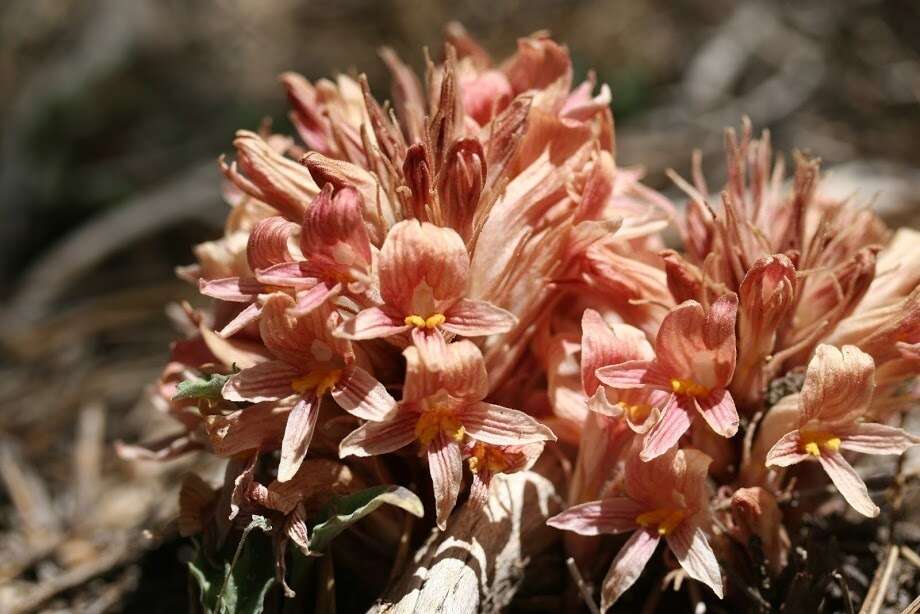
[339,340,555,529]
[766,344,920,517]
[222,293,395,481]
[595,294,740,460]
[335,220,516,359]
[548,446,723,610]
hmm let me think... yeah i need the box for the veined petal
[600,529,660,611]
[694,389,739,438]
[410,326,450,372]
[655,295,737,389]
[335,306,409,340]
[260,292,340,366]
[277,395,320,482]
[403,339,489,403]
[291,282,341,317]
[666,521,724,599]
[840,423,920,455]
[441,298,517,337]
[247,216,296,271]
[378,220,470,315]
[331,366,397,421]
[580,309,653,396]
[547,497,643,535]
[217,302,262,338]
[801,344,875,427]
[223,360,302,402]
[200,277,263,302]
[595,360,670,390]
[338,410,419,457]
[764,430,810,467]
[428,430,463,530]
[640,396,691,461]
[460,401,557,445]
[817,452,879,517]
[254,261,318,287]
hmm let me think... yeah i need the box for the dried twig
[859,545,900,614]
[566,557,600,614]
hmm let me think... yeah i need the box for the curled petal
[547,497,642,536]
[655,295,737,389]
[666,521,724,599]
[291,282,341,317]
[764,430,810,467]
[817,452,879,517]
[378,220,470,315]
[254,261,317,287]
[217,302,262,338]
[200,277,263,302]
[247,216,296,271]
[596,360,670,390]
[403,339,489,403]
[336,306,409,340]
[428,430,463,530]
[278,395,320,482]
[441,298,517,337]
[581,310,653,396]
[801,344,875,427]
[694,389,739,438]
[460,402,557,445]
[331,366,397,421]
[259,293,342,366]
[640,396,691,461]
[223,360,301,403]
[840,423,920,455]
[600,529,660,611]
[338,410,419,457]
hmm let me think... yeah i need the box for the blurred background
[1,0,919,611]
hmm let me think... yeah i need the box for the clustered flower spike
[121,24,920,610]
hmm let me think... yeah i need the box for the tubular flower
[766,344,920,517]
[222,293,395,481]
[548,446,722,610]
[335,219,516,359]
[339,339,555,528]
[595,294,740,460]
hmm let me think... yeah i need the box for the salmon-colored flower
[222,293,395,481]
[548,446,722,610]
[335,220,516,359]
[766,344,920,517]
[595,294,740,460]
[339,340,555,528]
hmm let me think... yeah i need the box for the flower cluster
[122,25,920,610]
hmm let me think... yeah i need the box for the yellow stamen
[635,507,687,536]
[414,410,465,447]
[291,368,342,397]
[670,378,710,398]
[800,430,841,457]
[467,442,512,474]
[404,313,446,329]
[619,402,652,424]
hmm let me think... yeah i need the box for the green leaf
[309,485,424,553]
[188,516,276,614]
[174,372,231,401]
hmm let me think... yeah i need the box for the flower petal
[331,366,397,421]
[199,277,263,302]
[205,400,293,457]
[639,396,691,461]
[277,395,321,482]
[217,302,263,338]
[800,344,876,427]
[818,452,879,517]
[460,401,557,445]
[595,360,670,390]
[403,339,489,403]
[580,309,653,396]
[655,295,737,389]
[441,298,517,337]
[223,360,301,402]
[666,521,724,599]
[428,430,463,530]
[254,261,317,287]
[600,529,660,611]
[335,306,409,340]
[291,282,341,317]
[694,388,739,438]
[764,430,810,467]
[378,220,470,315]
[547,497,643,535]
[840,422,920,455]
[338,410,418,457]
[247,216,296,271]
